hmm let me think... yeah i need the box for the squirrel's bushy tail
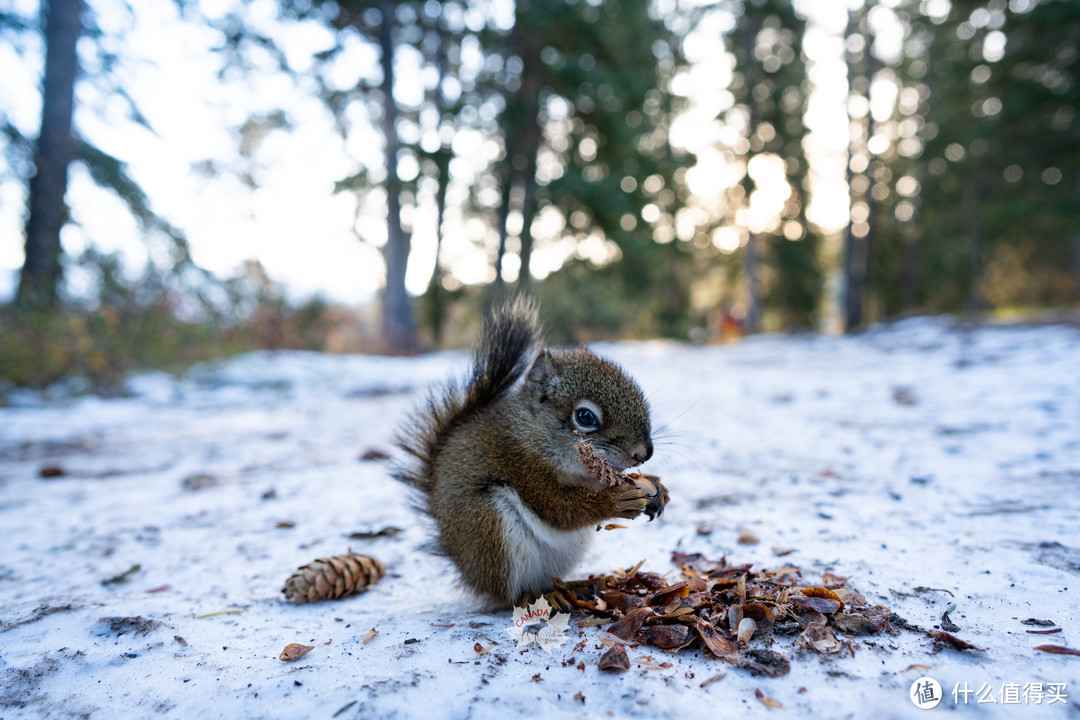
[394,297,540,506]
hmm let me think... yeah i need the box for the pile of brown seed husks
[550,552,897,676]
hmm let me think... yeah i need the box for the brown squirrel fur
[395,299,667,606]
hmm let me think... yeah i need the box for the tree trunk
[962,168,987,313]
[16,0,84,310]
[744,232,762,333]
[377,0,416,353]
[424,15,452,345]
[842,8,867,331]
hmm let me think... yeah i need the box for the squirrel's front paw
[606,483,650,519]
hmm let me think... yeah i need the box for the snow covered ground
[1,316,1078,719]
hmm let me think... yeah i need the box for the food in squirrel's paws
[575,431,667,521]
[573,430,625,486]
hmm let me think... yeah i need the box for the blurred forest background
[1,0,1078,392]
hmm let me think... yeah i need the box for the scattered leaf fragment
[1022,618,1055,627]
[174,635,188,647]
[360,448,391,462]
[532,673,543,682]
[573,691,585,704]
[345,527,403,540]
[362,628,378,645]
[788,594,841,615]
[193,608,243,619]
[279,643,314,662]
[796,624,843,654]
[607,607,653,641]
[913,586,954,597]
[737,530,760,545]
[696,619,737,659]
[603,523,627,531]
[145,585,171,594]
[771,547,795,557]
[940,603,960,632]
[332,701,357,718]
[1034,645,1080,656]
[736,649,791,677]
[598,645,630,671]
[755,689,784,709]
[834,612,884,636]
[102,564,141,586]
[929,630,984,651]
[181,473,217,491]
[892,385,918,406]
[275,520,296,529]
[39,465,67,478]
[901,664,931,673]
[700,672,726,688]
[1026,628,1062,635]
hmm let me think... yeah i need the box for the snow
[1,317,1078,719]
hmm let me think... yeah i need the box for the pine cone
[282,551,385,604]
[574,431,624,487]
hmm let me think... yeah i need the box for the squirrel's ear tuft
[526,349,559,403]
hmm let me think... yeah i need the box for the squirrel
[395,298,668,607]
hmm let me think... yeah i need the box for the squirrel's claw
[632,474,669,521]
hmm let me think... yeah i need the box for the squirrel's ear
[526,349,559,403]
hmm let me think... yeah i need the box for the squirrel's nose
[630,441,653,465]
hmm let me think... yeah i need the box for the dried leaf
[603,524,627,531]
[39,465,67,478]
[801,586,842,603]
[360,448,391,462]
[821,571,848,587]
[788,594,842,615]
[755,689,784,709]
[696,619,737,659]
[607,607,653,641]
[601,590,646,615]
[638,624,693,651]
[174,636,188,647]
[797,624,843,653]
[648,581,690,607]
[834,612,884,636]
[771,547,795,557]
[279,643,314,662]
[1026,628,1062,635]
[362,628,377,645]
[901,664,931,673]
[1022,618,1055,626]
[598,645,631,671]
[929,630,984,651]
[573,692,585,704]
[1034,645,1080,656]
[102,564,141,586]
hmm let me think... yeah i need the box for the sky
[0,0,881,306]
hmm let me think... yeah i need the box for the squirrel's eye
[573,404,601,431]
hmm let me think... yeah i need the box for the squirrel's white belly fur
[491,486,591,600]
